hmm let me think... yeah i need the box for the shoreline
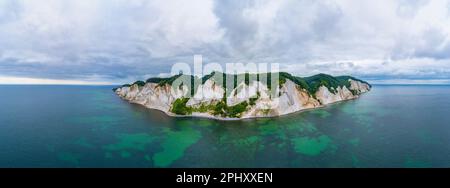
[122,94,366,121]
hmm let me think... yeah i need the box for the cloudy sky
[1,0,450,84]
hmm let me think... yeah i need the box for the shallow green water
[0,85,449,167]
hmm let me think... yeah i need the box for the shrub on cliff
[226,101,249,118]
[171,98,192,115]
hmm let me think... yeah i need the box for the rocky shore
[114,72,371,120]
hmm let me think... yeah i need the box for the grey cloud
[1,0,450,84]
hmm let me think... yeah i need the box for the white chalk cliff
[114,73,371,120]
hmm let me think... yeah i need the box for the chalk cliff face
[114,72,371,120]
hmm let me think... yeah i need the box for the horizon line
[1,75,450,86]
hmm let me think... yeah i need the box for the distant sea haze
[0,85,449,167]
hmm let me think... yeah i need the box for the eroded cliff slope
[114,72,371,120]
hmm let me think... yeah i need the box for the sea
[0,85,449,167]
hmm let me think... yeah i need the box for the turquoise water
[0,85,449,167]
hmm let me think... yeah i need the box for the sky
[1,0,450,85]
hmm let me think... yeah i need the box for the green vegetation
[212,100,227,116]
[292,135,332,156]
[335,75,371,87]
[196,71,361,96]
[278,72,370,97]
[201,71,219,84]
[279,72,310,91]
[153,127,201,167]
[104,133,154,151]
[146,74,183,85]
[118,71,370,117]
[249,91,260,106]
[226,101,249,118]
[278,72,371,98]
[147,74,199,96]
[304,73,350,95]
[209,100,249,118]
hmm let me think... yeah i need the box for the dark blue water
[0,85,449,167]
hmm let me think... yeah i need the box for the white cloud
[0,76,113,85]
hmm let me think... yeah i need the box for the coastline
[121,93,366,121]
